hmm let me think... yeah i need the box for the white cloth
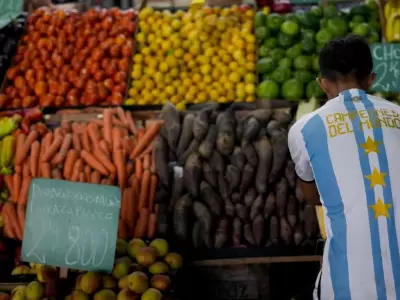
[289,89,400,300]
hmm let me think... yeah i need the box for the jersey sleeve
[288,121,314,182]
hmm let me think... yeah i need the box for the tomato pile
[0,8,136,109]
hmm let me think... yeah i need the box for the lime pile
[255,2,381,101]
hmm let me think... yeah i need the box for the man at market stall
[288,35,400,300]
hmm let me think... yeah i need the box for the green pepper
[0,115,21,138]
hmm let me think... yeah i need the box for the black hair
[319,35,373,83]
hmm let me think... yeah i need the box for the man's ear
[317,78,328,94]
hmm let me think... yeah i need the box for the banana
[394,18,400,41]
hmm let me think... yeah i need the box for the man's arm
[288,121,321,206]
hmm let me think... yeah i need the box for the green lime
[282,79,304,101]
[262,73,273,81]
[327,18,348,37]
[255,11,267,28]
[278,57,293,69]
[284,13,298,22]
[271,67,292,83]
[316,29,333,45]
[267,13,284,32]
[352,23,370,36]
[264,37,278,49]
[256,57,277,74]
[277,32,294,48]
[294,70,314,84]
[296,11,320,31]
[368,31,380,44]
[286,46,302,59]
[324,4,338,18]
[369,20,380,31]
[301,29,316,40]
[306,81,325,99]
[294,55,312,70]
[270,48,286,61]
[301,38,316,55]
[281,20,300,36]
[257,80,280,99]
[259,45,269,57]
[351,15,365,23]
[310,5,323,18]
[255,27,269,41]
[312,55,319,72]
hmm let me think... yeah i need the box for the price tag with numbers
[371,43,400,93]
[21,179,121,273]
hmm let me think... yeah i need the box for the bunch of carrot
[1,107,163,241]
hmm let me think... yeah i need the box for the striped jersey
[288,88,400,300]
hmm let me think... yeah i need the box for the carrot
[14,133,26,166]
[4,175,13,199]
[42,134,63,162]
[51,133,72,165]
[112,127,122,152]
[121,188,129,222]
[16,131,38,165]
[71,122,82,134]
[148,175,157,212]
[40,163,51,178]
[14,165,22,174]
[103,109,113,149]
[126,161,134,177]
[116,107,129,127]
[129,122,163,160]
[18,176,31,206]
[22,159,30,177]
[132,176,140,203]
[99,140,110,158]
[52,168,62,180]
[125,111,138,135]
[29,141,40,177]
[93,149,116,174]
[84,165,91,182]
[39,132,52,165]
[5,203,23,240]
[80,150,109,176]
[78,172,85,182]
[71,134,82,151]
[61,120,71,133]
[118,220,129,240]
[81,125,91,152]
[138,170,150,211]
[135,142,154,161]
[143,153,151,170]
[134,208,149,238]
[114,149,126,189]
[123,137,131,154]
[12,173,21,204]
[17,204,26,236]
[70,158,83,182]
[87,123,101,148]
[53,127,63,138]
[63,149,79,179]
[113,116,127,128]
[147,213,157,239]
[2,207,17,239]
[135,159,143,180]
[136,127,145,139]
[91,171,101,184]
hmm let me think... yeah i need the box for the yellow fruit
[244,73,256,84]
[185,92,195,102]
[246,53,256,62]
[200,64,211,75]
[182,78,192,87]
[170,68,179,78]
[132,81,143,89]
[165,86,176,96]
[125,98,136,106]
[128,88,139,97]
[229,61,239,70]
[229,73,241,83]
[144,80,155,90]
[209,90,219,100]
[174,48,184,58]
[192,73,202,82]
[159,62,169,73]
[245,95,255,102]
[133,54,143,64]
[204,75,212,84]
[197,92,207,103]
[141,47,151,56]
[246,43,256,53]
[244,83,256,95]
[245,62,256,71]
[136,32,146,44]
[176,101,186,110]
[170,95,179,104]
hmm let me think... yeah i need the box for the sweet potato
[169,176,184,212]
[230,147,245,171]
[224,198,235,217]
[252,214,264,246]
[226,164,241,193]
[280,217,292,245]
[214,218,229,249]
[254,134,272,194]
[167,123,181,152]
[244,222,255,245]
[298,205,304,222]
[263,193,276,220]
[157,204,169,235]
[209,151,225,173]
[266,120,282,136]
[193,109,209,141]
[239,163,255,196]
[200,181,222,216]
[198,125,217,159]
[173,194,192,240]
[192,221,203,249]
[231,192,241,204]
[232,217,242,246]
[250,195,264,221]
[287,195,297,228]
[244,188,256,207]
[161,102,181,150]
[294,223,305,246]
[276,178,288,217]
[269,129,288,184]
[193,201,212,233]
[235,203,248,220]
[243,117,261,142]
[218,172,231,200]
[247,108,273,124]
[236,116,245,142]
[154,137,170,187]
[295,179,304,203]
[241,141,258,166]
[285,160,296,189]
[178,139,199,165]
[272,110,291,125]
[176,114,195,156]
[216,110,236,155]
[184,152,202,197]
[266,215,279,247]
[202,161,217,188]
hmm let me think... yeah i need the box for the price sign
[21,179,121,273]
[371,43,400,92]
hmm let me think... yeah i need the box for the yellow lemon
[154,72,163,83]
[176,101,186,110]
[170,95,179,104]
[182,78,192,87]
[141,47,151,56]
[204,48,214,57]
[177,86,187,96]
[246,43,256,53]
[159,62,169,73]
[170,68,179,78]
[165,86,176,96]
[133,54,143,64]
[229,61,239,70]
[188,60,197,69]
[183,53,193,62]
[145,80,155,90]
[209,90,219,100]
[229,73,241,83]
[246,53,256,62]
[136,32,146,44]
[174,48,184,58]
[197,81,206,90]
[200,64,211,75]
[164,75,173,84]
[211,69,220,80]
[244,73,256,84]
[131,69,141,80]
[192,73,202,82]
[132,81,143,89]
[227,90,236,101]
[245,83,256,95]
[166,56,178,68]
[223,82,234,91]
[128,88,139,97]
[161,40,172,51]
[185,92,195,102]
[197,92,208,103]
[245,62,255,71]
[204,75,212,84]
[245,95,255,103]
[125,98,135,105]
[244,34,256,44]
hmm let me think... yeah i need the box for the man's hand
[300,180,321,205]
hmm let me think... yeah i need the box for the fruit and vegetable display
[0,7,136,109]
[126,5,257,106]
[6,238,183,300]
[383,1,400,42]
[154,102,319,249]
[256,2,381,101]
[1,107,162,242]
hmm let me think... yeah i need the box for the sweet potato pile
[154,103,319,249]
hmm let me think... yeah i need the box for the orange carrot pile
[2,108,162,241]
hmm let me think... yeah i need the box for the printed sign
[21,179,121,273]
[371,43,400,92]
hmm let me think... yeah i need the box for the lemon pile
[126,6,257,107]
